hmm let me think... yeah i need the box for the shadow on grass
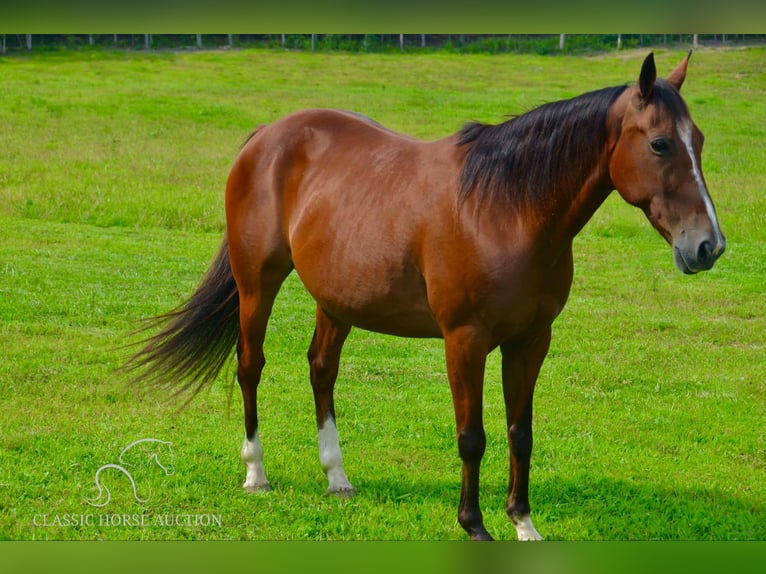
[529,475,764,540]
[339,473,764,540]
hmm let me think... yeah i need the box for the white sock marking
[677,119,725,253]
[512,514,543,541]
[318,418,354,493]
[241,431,270,490]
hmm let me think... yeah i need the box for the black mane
[458,85,629,206]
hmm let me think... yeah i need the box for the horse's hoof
[243,482,271,493]
[325,486,356,499]
[511,514,543,541]
[468,526,494,542]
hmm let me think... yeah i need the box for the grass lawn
[0,46,764,541]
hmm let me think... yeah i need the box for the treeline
[2,34,763,55]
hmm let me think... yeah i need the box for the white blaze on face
[676,118,725,253]
[318,418,354,493]
[241,431,269,489]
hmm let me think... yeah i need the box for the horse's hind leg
[235,260,292,493]
[307,305,354,496]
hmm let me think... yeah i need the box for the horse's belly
[293,254,441,338]
[326,304,442,338]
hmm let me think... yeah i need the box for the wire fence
[2,34,764,56]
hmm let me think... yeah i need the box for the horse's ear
[667,49,692,91]
[638,52,657,101]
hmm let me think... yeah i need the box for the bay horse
[126,52,725,540]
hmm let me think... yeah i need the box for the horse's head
[609,52,726,274]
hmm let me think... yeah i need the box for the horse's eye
[650,138,670,156]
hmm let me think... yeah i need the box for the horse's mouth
[673,246,699,275]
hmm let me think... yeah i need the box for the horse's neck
[548,161,614,246]
[542,99,627,248]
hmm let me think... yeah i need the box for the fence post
[617,34,622,49]
[399,34,404,52]
[229,34,233,47]
[559,34,565,50]
[281,34,286,48]
[693,34,699,47]
[26,34,32,50]
[421,34,426,48]
[2,35,5,55]
[196,34,202,49]
[145,34,152,50]
[311,34,316,51]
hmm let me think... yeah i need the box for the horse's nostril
[697,240,713,264]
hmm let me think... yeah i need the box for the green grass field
[0,47,764,541]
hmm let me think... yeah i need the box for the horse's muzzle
[673,232,726,274]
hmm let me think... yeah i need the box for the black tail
[122,238,240,401]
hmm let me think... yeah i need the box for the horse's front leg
[500,328,551,541]
[444,325,492,541]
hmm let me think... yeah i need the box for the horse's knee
[457,428,486,462]
[509,423,533,460]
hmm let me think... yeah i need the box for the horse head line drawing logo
[84,438,175,507]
